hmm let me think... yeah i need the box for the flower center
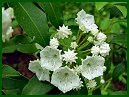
[87,63,91,66]
[64,73,69,77]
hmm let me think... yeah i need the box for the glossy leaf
[10,2,50,46]
[38,2,63,28]
[2,65,20,78]
[21,76,53,95]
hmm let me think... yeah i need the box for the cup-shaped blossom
[75,9,98,33]
[81,56,105,80]
[29,59,50,82]
[40,46,62,71]
[51,66,82,93]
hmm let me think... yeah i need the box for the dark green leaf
[2,44,38,54]
[2,77,28,90]
[38,2,63,28]
[10,2,50,46]
[111,34,127,48]
[2,65,20,78]
[115,5,127,18]
[21,76,53,95]
[104,57,111,75]
[112,63,125,80]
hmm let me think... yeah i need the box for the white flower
[56,24,72,39]
[84,23,98,33]
[87,80,97,89]
[2,7,14,42]
[81,56,105,80]
[40,46,62,71]
[50,37,59,49]
[76,9,95,25]
[96,32,107,43]
[29,59,50,82]
[100,42,110,57]
[51,66,82,93]
[75,9,98,33]
[70,42,78,49]
[87,36,93,42]
[62,49,78,64]
[91,45,100,55]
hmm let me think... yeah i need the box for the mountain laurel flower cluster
[2,7,14,42]
[29,9,111,93]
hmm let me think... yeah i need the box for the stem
[104,78,112,90]
[59,41,69,48]
[88,78,112,93]
[77,42,89,51]
[81,49,91,53]
[78,35,88,47]
[76,31,83,44]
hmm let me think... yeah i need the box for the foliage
[2,2,127,95]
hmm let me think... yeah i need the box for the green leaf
[109,91,127,95]
[111,34,127,48]
[111,23,121,34]
[2,77,28,90]
[21,76,53,95]
[115,5,127,18]
[10,2,50,46]
[95,2,108,10]
[2,89,20,95]
[38,2,63,28]
[112,63,125,80]
[2,34,38,53]
[100,18,111,30]
[3,35,32,47]
[2,65,20,78]
[2,44,38,54]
